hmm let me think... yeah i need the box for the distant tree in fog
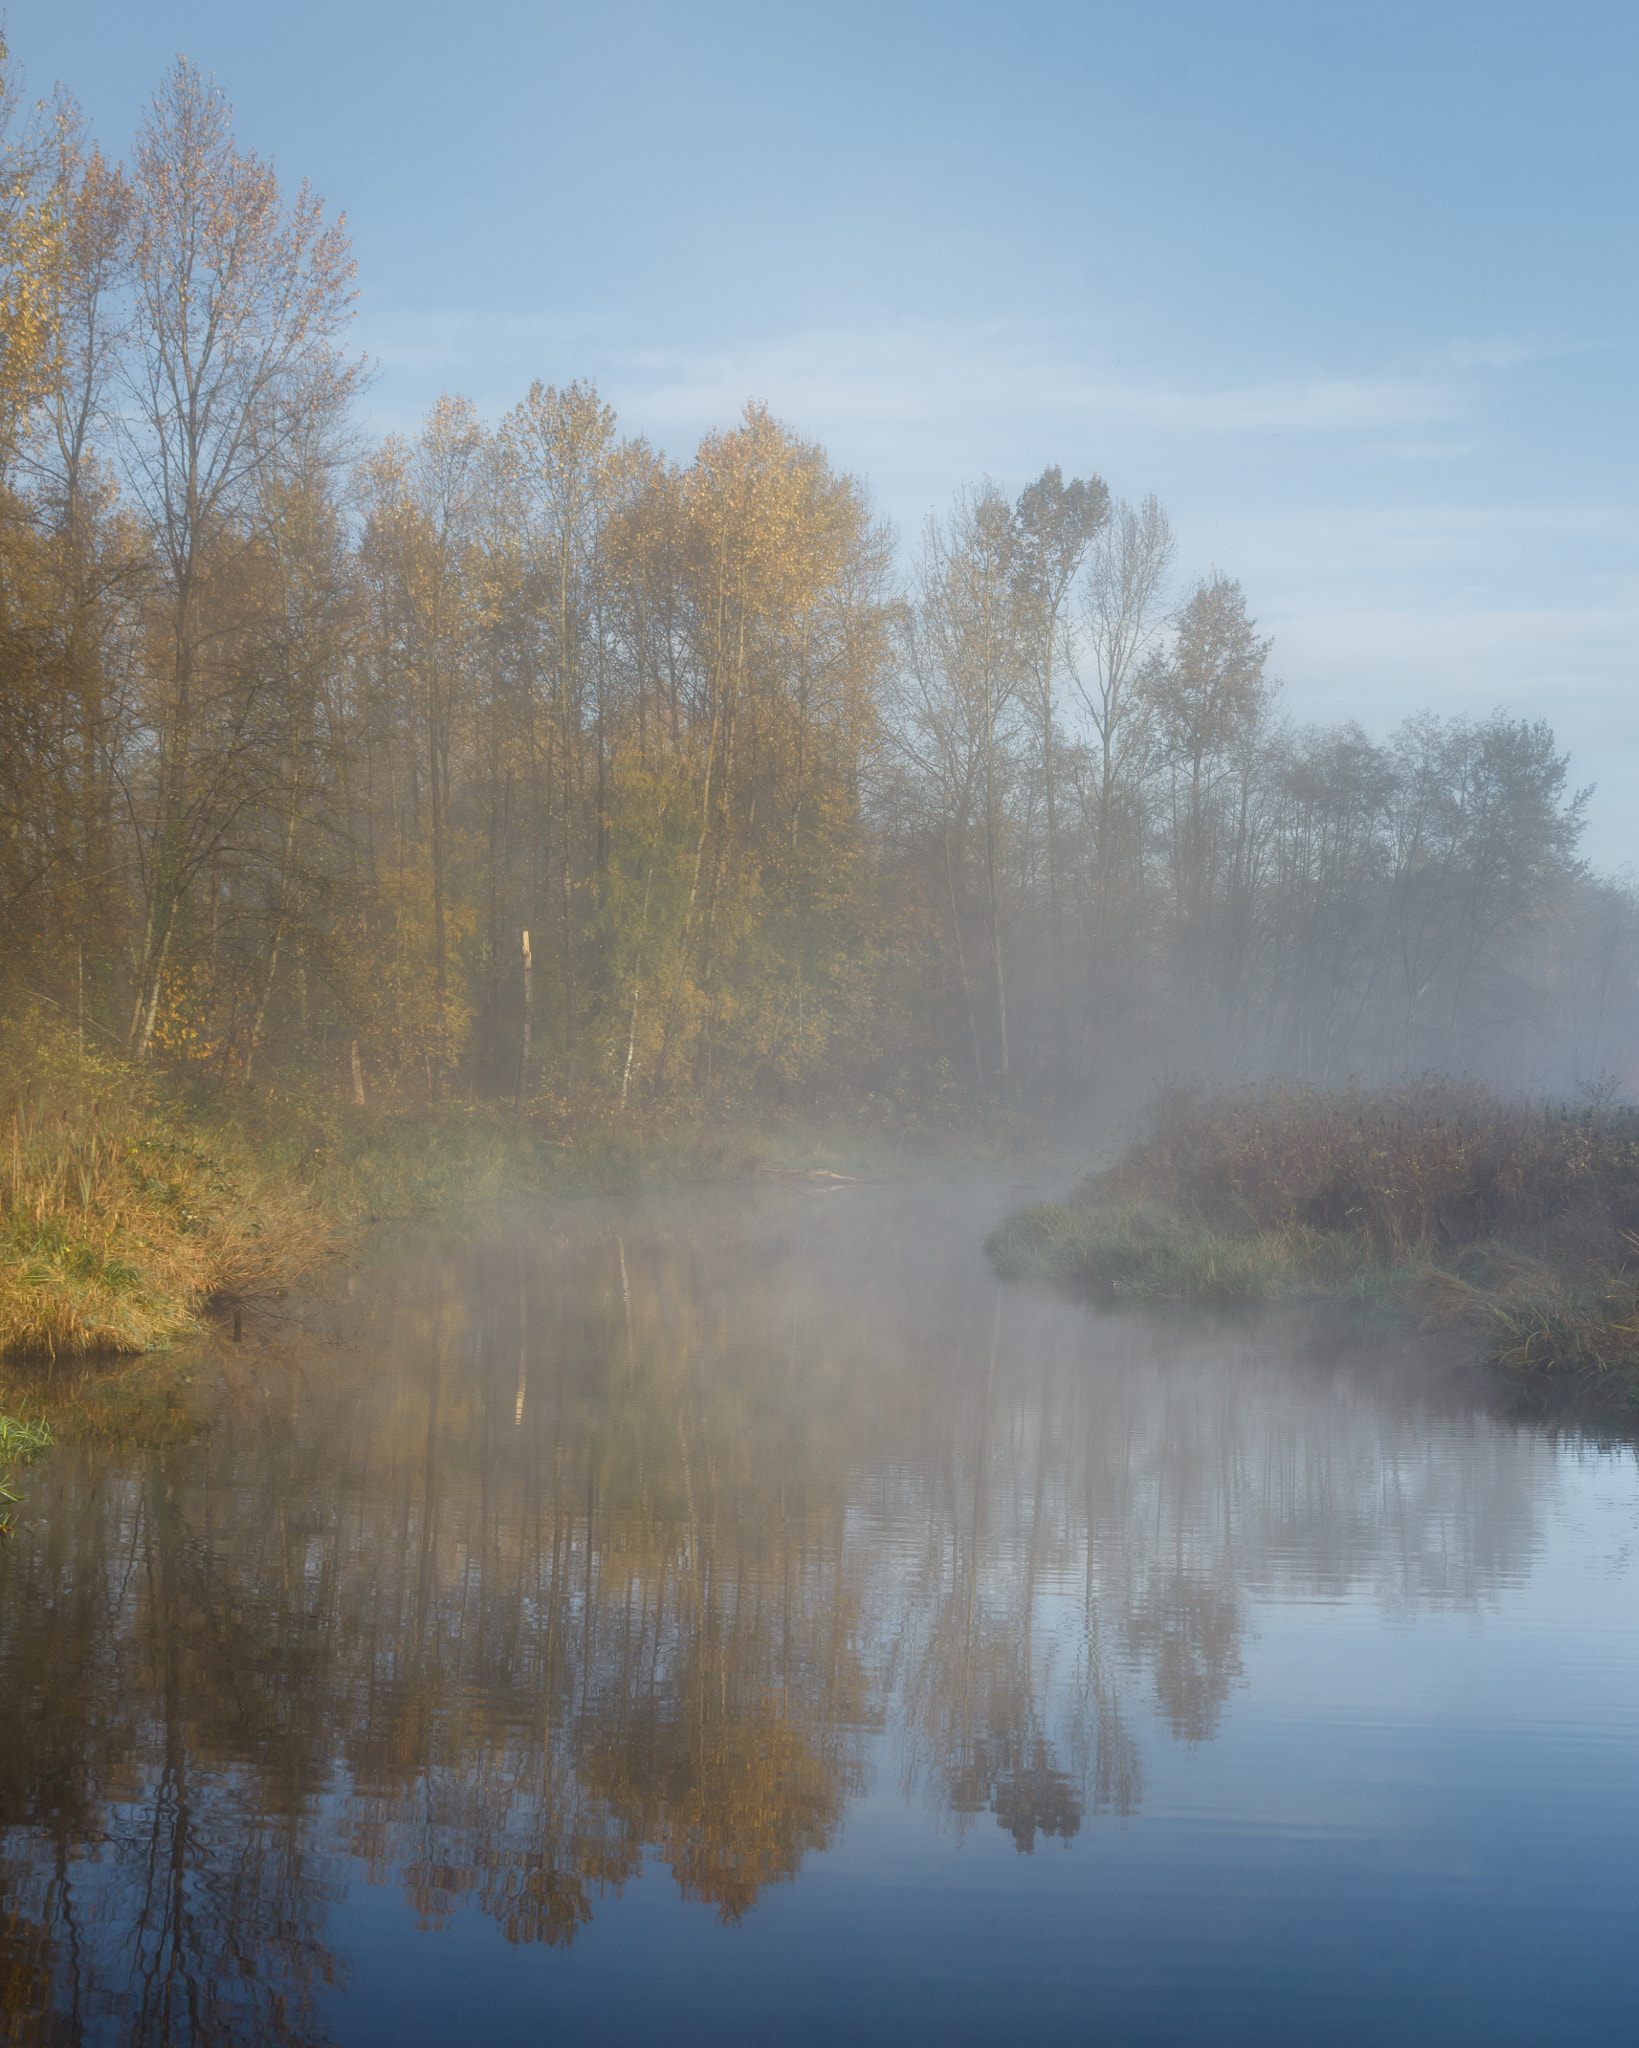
[1015,465,1108,1076]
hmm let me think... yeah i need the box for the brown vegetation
[1101,1078,1639,1253]
[989,1080,1639,1400]
[0,1021,346,1356]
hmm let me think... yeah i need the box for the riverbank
[0,1017,1049,1370]
[988,1079,1639,1404]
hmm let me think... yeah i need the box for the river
[3,1175,1637,2045]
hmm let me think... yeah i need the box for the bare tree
[1071,496,1174,970]
[1015,465,1108,1076]
[911,484,1028,1086]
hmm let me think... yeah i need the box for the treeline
[1,54,1632,1118]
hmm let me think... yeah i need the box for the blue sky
[17,1,1639,865]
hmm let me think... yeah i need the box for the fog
[9,20,1639,2047]
[0,1186,1580,2034]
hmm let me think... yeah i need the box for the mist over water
[3,1179,1636,2044]
[4,18,1638,2047]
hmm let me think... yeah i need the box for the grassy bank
[0,1016,1046,1366]
[988,1080,1639,1402]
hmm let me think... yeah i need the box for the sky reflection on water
[2,1178,1637,2045]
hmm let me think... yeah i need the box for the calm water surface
[3,1177,1638,2045]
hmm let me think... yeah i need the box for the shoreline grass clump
[0,1411,53,1534]
[987,1196,1307,1303]
[989,1079,1639,1400]
[0,1021,354,1359]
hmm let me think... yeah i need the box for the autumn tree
[119,59,359,1058]
[502,379,617,1056]
[0,40,55,476]
[1148,574,1273,1030]
[28,98,133,993]
[0,46,1625,1110]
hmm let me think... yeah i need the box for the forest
[2,53,1634,1128]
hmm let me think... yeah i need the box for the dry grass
[0,1024,347,1358]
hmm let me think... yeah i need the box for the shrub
[1100,1078,1639,1256]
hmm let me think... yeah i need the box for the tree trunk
[514,929,533,1114]
[946,827,984,1088]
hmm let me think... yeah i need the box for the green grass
[988,1080,1639,1403]
[0,1411,53,1534]
[988,1198,1297,1301]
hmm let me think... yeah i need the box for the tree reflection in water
[0,1183,1549,2042]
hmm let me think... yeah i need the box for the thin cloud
[1231,502,1639,580]
[618,323,1454,442]
[1438,333,1596,372]
[354,310,1461,447]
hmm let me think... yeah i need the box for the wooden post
[514,930,533,1115]
[350,1039,366,1107]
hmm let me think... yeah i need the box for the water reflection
[0,1181,1555,2041]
